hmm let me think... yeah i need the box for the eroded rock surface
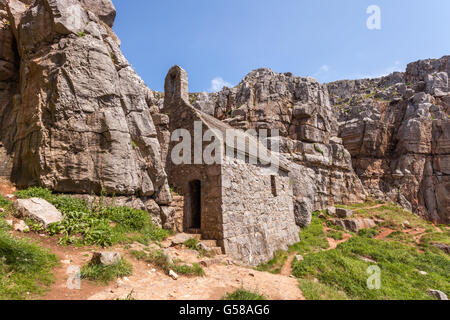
[0,1,171,214]
[190,69,367,227]
[328,56,450,224]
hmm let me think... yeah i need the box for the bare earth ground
[4,227,303,300]
[2,181,446,301]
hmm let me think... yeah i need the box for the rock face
[328,56,450,224]
[15,197,63,227]
[0,1,171,210]
[190,68,367,227]
[91,252,121,266]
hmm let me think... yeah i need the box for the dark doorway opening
[188,180,201,230]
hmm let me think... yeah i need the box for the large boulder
[15,198,63,227]
[91,252,121,266]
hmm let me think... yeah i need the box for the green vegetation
[358,228,380,238]
[328,230,344,241]
[184,238,199,250]
[0,194,57,299]
[293,236,449,300]
[291,203,450,300]
[77,31,86,37]
[15,187,170,247]
[0,227,58,299]
[313,144,324,156]
[184,238,212,258]
[289,212,330,255]
[130,249,205,277]
[298,278,349,300]
[81,258,132,284]
[256,250,289,274]
[0,194,12,211]
[222,289,266,301]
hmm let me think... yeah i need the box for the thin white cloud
[209,77,233,92]
[313,64,330,77]
[348,61,404,80]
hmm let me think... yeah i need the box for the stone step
[209,246,223,255]
[200,240,218,248]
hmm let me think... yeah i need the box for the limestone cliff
[190,69,367,227]
[328,56,449,224]
[0,0,171,219]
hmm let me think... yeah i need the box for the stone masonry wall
[221,156,299,266]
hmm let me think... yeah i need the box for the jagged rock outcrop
[328,56,449,224]
[190,69,366,227]
[0,0,173,225]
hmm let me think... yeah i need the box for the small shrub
[15,187,53,201]
[223,289,265,301]
[130,249,205,277]
[328,230,344,241]
[357,228,380,238]
[172,263,205,277]
[15,187,169,247]
[184,238,199,250]
[81,258,132,284]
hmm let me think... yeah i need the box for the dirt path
[375,228,395,240]
[12,230,304,301]
[88,245,305,301]
[280,252,296,277]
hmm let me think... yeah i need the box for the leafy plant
[223,289,266,300]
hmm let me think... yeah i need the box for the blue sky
[113,0,450,93]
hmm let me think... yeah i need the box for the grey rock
[171,233,192,246]
[1,0,171,208]
[326,207,336,216]
[428,289,448,300]
[168,270,178,280]
[433,243,450,254]
[91,252,121,266]
[335,218,376,232]
[15,198,63,228]
[79,0,116,27]
[295,255,304,261]
[13,220,29,232]
[329,55,450,224]
[336,208,353,218]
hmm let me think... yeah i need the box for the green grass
[289,212,330,255]
[0,230,58,299]
[328,230,344,241]
[256,250,289,274]
[222,289,266,301]
[298,278,349,300]
[293,236,450,300]
[184,238,212,258]
[0,194,12,211]
[130,249,205,277]
[15,187,170,247]
[81,258,132,284]
[358,228,380,238]
[184,238,199,250]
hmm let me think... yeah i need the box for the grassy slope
[0,187,172,299]
[257,202,450,300]
[0,195,58,300]
[292,203,450,300]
